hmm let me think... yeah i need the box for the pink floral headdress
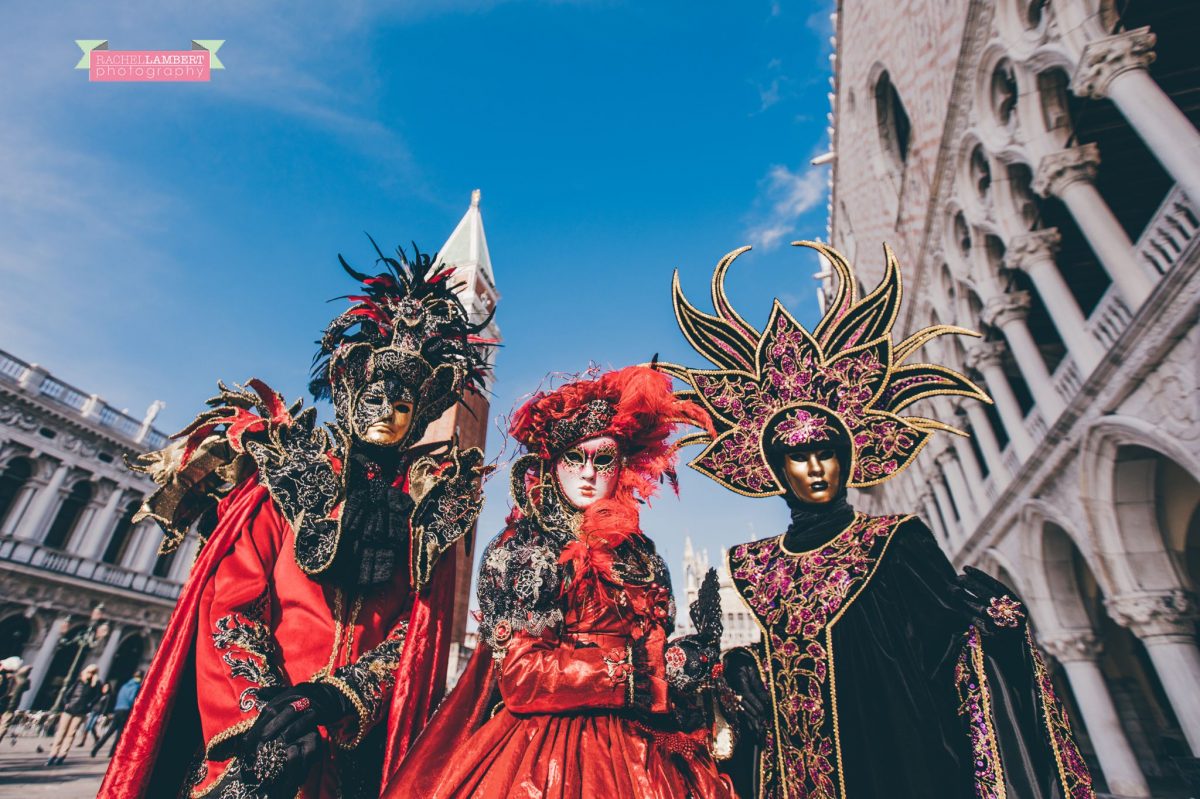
[660,241,991,496]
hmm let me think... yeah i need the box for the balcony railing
[1051,355,1082,405]
[1135,184,1198,276]
[0,348,169,451]
[1085,287,1132,352]
[0,536,181,601]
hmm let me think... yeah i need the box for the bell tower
[421,189,501,666]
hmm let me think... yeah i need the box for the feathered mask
[507,366,714,542]
[310,238,495,446]
[660,241,991,496]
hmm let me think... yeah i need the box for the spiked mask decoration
[660,242,991,496]
[310,240,494,449]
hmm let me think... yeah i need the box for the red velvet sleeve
[498,627,669,715]
[194,495,287,763]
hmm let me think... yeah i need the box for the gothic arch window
[874,69,912,170]
[42,480,93,550]
[1007,163,1042,230]
[953,211,972,259]
[1035,68,1073,135]
[969,145,993,204]
[102,499,142,565]
[0,458,33,530]
[0,615,32,659]
[990,59,1019,129]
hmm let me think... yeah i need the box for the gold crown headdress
[659,241,991,496]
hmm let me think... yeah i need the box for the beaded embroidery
[661,242,990,496]
[1028,629,1096,799]
[954,626,1005,799]
[728,513,906,798]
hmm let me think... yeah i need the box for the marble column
[962,401,1009,481]
[965,342,1035,460]
[1039,631,1150,798]
[930,471,958,540]
[919,488,949,546]
[1006,229,1103,373]
[936,449,977,531]
[14,461,70,541]
[982,292,1065,419]
[950,432,987,513]
[21,613,68,710]
[1033,145,1153,308]
[1073,28,1200,206]
[1106,591,1200,755]
[95,623,124,682]
[77,484,125,560]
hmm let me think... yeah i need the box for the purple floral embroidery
[730,514,903,798]
[1028,630,1096,799]
[954,627,1004,799]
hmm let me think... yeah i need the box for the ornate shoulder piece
[475,521,565,658]
[407,445,490,589]
[129,379,342,564]
[662,242,991,494]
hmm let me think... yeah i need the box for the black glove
[666,568,724,696]
[239,683,350,797]
[953,566,1027,636]
[722,647,770,743]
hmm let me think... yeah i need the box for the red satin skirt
[415,707,734,799]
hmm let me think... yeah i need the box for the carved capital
[934,448,959,469]
[1072,27,1156,100]
[1005,229,1062,273]
[1033,144,1100,198]
[1039,630,1103,663]
[964,340,1007,373]
[1106,591,1198,641]
[982,291,1032,329]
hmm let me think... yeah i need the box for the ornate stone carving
[1038,630,1103,663]
[1006,229,1062,273]
[1106,591,1199,640]
[1071,27,1156,100]
[964,340,1007,373]
[1033,144,1101,198]
[982,291,1032,329]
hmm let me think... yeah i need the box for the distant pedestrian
[0,658,28,744]
[91,670,141,758]
[77,681,113,747]
[45,663,100,766]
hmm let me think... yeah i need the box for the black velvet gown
[723,504,1094,799]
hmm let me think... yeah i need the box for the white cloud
[744,164,826,250]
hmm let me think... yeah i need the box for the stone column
[982,293,1065,419]
[1073,28,1200,206]
[919,488,949,546]
[131,524,162,573]
[961,401,1009,481]
[95,623,124,682]
[1106,591,1200,754]
[0,481,39,537]
[930,471,958,541]
[950,428,987,509]
[936,449,977,531]
[1033,145,1153,308]
[1039,632,1151,798]
[14,460,70,541]
[77,484,125,560]
[21,613,68,710]
[965,344,1036,460]
[1006,229,1103,373]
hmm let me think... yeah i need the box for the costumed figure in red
[98,241,494,799]
[383,365,738,799]
[661,242,1096,799]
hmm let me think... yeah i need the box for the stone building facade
[676,538,761,652]
[823,0,1200,795]
[0,352,185,711]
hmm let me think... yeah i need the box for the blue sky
[1,0,836,608]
